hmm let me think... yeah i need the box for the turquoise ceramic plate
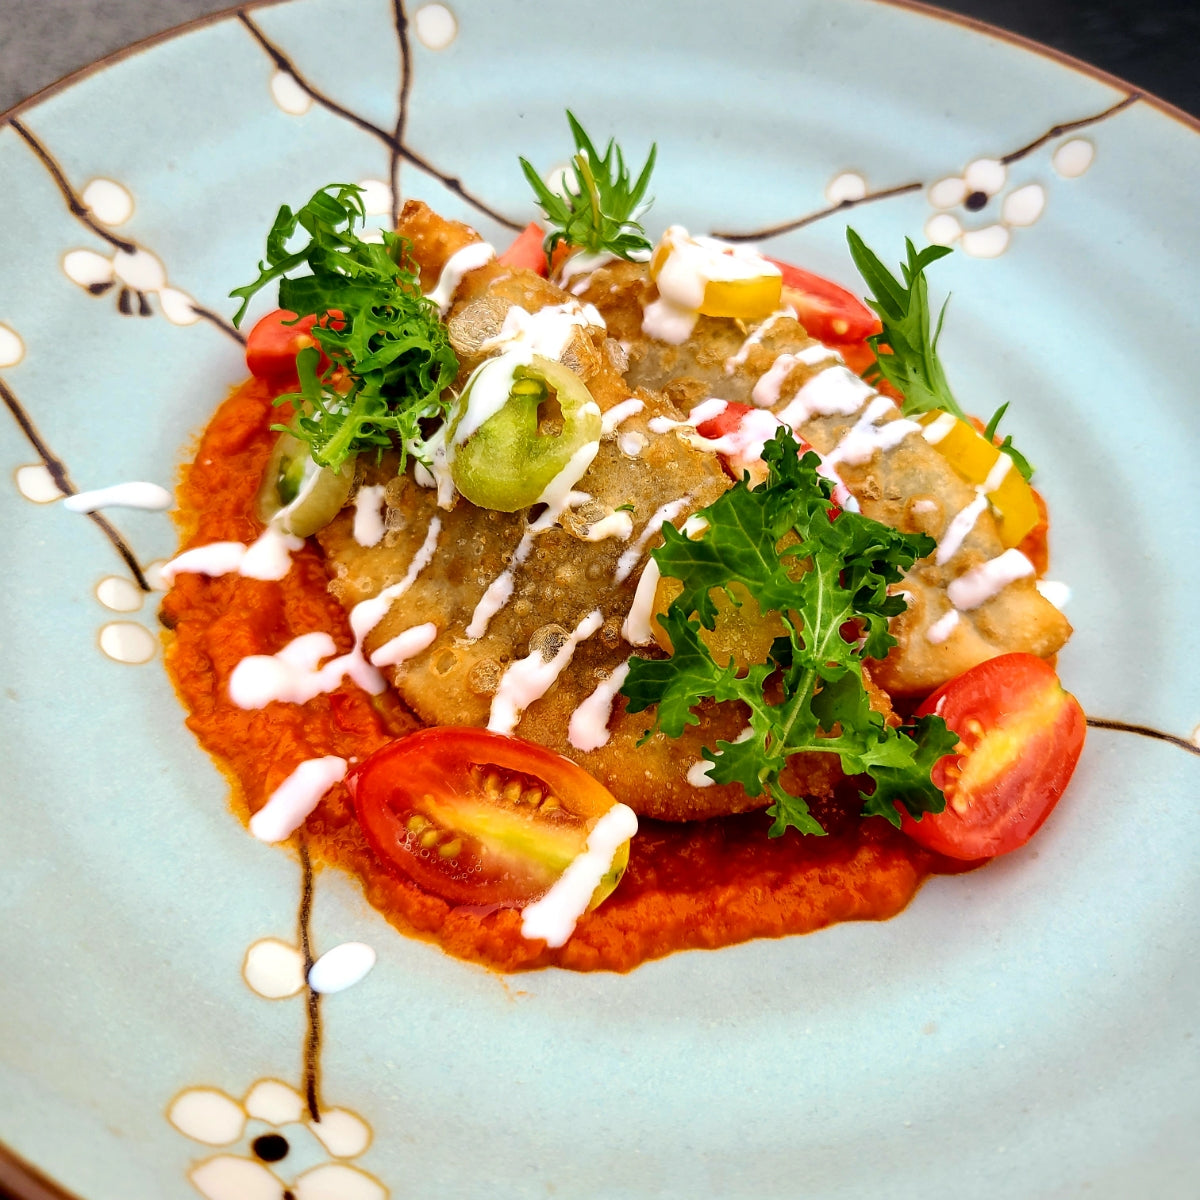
[2,2,1198,1197]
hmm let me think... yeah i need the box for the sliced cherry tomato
[245,309,339,387]
[838,338,878,378]
[496,222,549,275]
[346,727,632,908]
[765,258,881,345]
[901,653,1086,859]
[693,400,758,443]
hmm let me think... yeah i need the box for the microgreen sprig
[520,111,657,262]
[846,229,1032,480]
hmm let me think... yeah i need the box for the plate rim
[3,0,1198,137]
[2,3,1197,1199]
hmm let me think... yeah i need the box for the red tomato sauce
[162,379,980,973]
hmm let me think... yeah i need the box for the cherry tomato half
[346,727,632,908]
[693,400,758,444]
[496,222,550,275]
[245,309,338,387]
[765,258,881,345]
[902,653,1086,859]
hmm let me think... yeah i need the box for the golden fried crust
[317,207,1068,819]
[319,213,798,820]
[396,199,481,292]
[576,259,1072,695]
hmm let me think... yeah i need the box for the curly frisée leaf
[621,429,957,837]
[231,183,459,473]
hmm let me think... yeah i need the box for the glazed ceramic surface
[2,2,1198,1197]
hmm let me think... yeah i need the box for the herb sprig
[520,112,657,262]
[231,183,458,473]
[846,230,1033,481]
[621,430,956,837]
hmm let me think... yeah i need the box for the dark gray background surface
[0,0,1198,118]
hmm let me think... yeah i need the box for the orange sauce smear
[162,378,979,973]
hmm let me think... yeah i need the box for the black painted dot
[252,1132,290,1163]
[964,190,989,212]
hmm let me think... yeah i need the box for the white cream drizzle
[652,226,780,310]
[600,397,645,435]
[750,343,841,409]
[520,803,639,947]
[352,484,387,547]
[488,609,604,735]
[822,395,920,468]
[369,621,437,667]
[921,411,959,444]
[230,632,349,708]
[685,726,754,789]
[162,526,303,584]
[478,301,606,361]
[946,548,1035,611]
[614,496,691,584]
[63,481,172,513]
[724,308,797,374]
[230,518,442,707]
[581,510,635,542]
[466,528,535,640]
[933,454,1011,569]
[936,494,988,565]
[1036,579,1072,610]
[925,609,961,645]
[617,430,647,457]
[451,349,537,447]
[425,240,495,314]
[249,756,348,843]
[774,364,876,425]
[647,397,727,437]
[640,227,781,346]
[557,248,616,290]
[568,661,631,751]
[621,558,661,646]
[641,296,700,345]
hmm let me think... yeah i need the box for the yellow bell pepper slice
[698,275,783,320]
[650,227,782,321]
[918,411,1039,547]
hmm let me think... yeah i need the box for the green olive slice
[447,354,602,512]
[256,431,354,537]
